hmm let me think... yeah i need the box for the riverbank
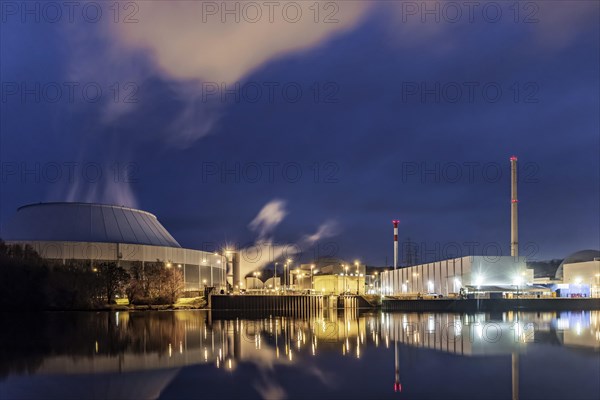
[382,297,600,312]
[0,297,208,312]
[93,296,209,311]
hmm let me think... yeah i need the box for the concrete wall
[313,275,365,295]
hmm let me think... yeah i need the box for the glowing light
[474,275,483,287]
[575,277,583,284]
[513,276,524,286]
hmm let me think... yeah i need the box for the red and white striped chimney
[392,220,400,270]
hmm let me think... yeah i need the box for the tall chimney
[232,252,241,293]
[393,220,399,270]
[510,156,518,258]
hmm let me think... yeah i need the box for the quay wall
[382,298,600,312]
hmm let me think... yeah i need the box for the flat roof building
[380,256,532,297]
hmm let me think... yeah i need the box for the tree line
[0,241,185,310]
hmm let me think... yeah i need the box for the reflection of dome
[555,250,600,279]
[4,202,181,248]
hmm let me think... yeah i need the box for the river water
[0,310,598,399]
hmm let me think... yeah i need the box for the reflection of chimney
[512,352,519,400]
[394,341,401,392]
[510,156,518,258]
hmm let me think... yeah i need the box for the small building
[296,258,367,294]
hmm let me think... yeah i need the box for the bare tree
[96,262,130,304]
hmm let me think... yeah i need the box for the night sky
[1,1,598,266]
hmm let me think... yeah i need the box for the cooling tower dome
[555,249,600,280]
[4,202,181,248]
[3,202,227,292]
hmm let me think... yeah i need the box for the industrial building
[298,259,367,295]
[3,202,227,292]
[380,256,533,297]
[551,250,600,298]
[380,154,598,299]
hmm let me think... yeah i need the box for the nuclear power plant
[380,156,533,297]
[3,202,228,292]
[3,156,599,308]
[380,156,600,302]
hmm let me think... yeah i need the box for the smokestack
[393,220,399,270]
[232,252,241,292]
[510,156,518,258]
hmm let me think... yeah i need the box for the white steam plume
[302,220,339,245]
[248,199,288,240]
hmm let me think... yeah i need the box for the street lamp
[354,261,360,294]
[514,275,524,298]
[295,268,300,291]
[374,271,379,294]
[310,264,315,292]
[285,258,292,291]
[253,271,262,293]
[343,264,349,295]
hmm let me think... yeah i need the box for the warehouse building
[3,202,227,292]
[380,256,533,297]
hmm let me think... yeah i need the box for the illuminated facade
[380,256,532,296]
[562,260,600,298]
[295,259,367,294]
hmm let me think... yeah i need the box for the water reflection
[0,310,598,399]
